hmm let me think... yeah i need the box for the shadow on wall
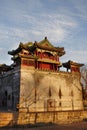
[0,112,19,128]
[1,112,87,130]
[0,111,56,128]
[0,110,86,128]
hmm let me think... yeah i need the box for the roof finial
[45,36,47,40]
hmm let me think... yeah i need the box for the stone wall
[19,65,83,112]
[0,65,83,111]
[0,66,20,109]
[0,110,87,127]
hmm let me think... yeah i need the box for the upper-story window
[22,59,35,66]
[42,52,53,59]
[37,51,59,61]
[21,50,29,56]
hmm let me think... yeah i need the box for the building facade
[0,37,84,112]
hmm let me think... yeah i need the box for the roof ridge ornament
[45,36,47,40]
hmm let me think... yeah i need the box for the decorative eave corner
[63,60,84,69]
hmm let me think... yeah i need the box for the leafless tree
[81,65,87,99]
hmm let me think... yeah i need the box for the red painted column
[57,56,59,61]
[37,61,38,69]
[41,62,42,70]
[41,50,42,59]
[53,64,54,71]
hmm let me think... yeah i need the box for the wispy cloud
[0,0,87,65]
[61,50,87,64]
[70,0,87,21]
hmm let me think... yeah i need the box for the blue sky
[0,0,87,65]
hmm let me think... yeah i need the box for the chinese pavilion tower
[8,37,65,71]
[2,36,83,112]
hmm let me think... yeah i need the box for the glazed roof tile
[63,60,84,69]
[8,37,65,57]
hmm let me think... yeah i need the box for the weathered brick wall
[19,66,83,112]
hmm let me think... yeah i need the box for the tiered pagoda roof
[8,37,65,57]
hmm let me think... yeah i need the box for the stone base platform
[0,110,87,127]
